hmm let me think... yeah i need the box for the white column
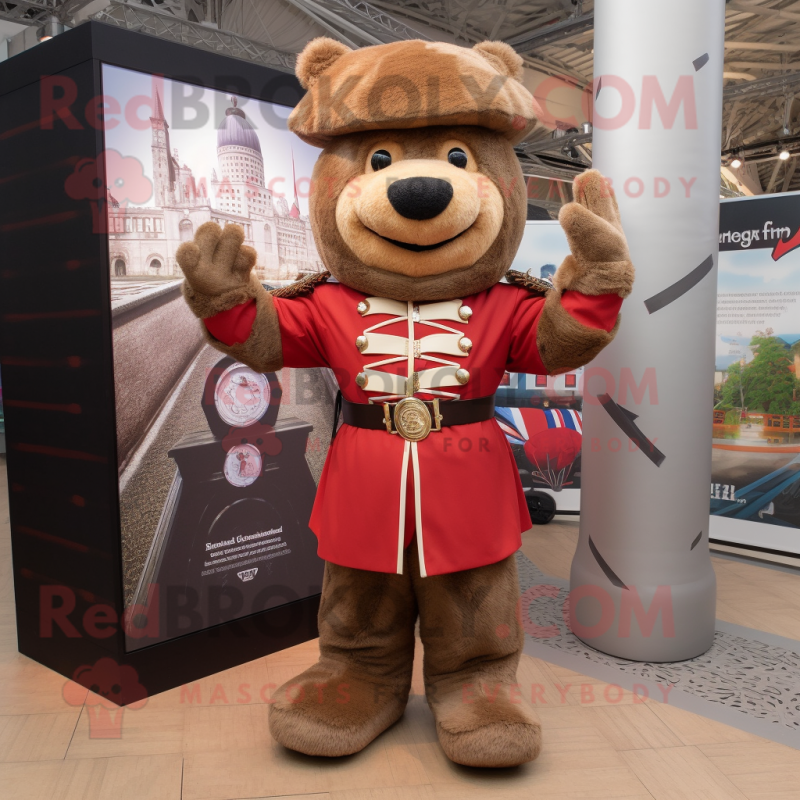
[569,0,725,660]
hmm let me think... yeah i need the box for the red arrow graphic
[772,224,800,261]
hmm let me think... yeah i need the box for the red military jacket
[207,278,621,577]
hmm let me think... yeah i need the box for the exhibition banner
[513,204,800,556]
[101,65,328,649]
[509,206,800,557]
[711,192,800,554]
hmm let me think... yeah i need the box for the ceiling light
[780,149,791,161]
[730,157,742,169]
[37,16,64,42]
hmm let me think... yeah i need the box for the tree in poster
[720,360,744,411]
[738,335,797,413]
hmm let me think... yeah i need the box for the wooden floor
[2,454,800,800]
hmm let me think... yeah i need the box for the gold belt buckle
[383,398,443,441]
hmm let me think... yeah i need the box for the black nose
[387,177,453,220]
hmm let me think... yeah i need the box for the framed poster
[100,63,327,650]
[711,192,800,556]
[0,22,327,700]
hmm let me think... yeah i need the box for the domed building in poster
[108,94,322,282]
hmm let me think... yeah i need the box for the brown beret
[288,38,539,147]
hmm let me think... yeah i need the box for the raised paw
[558,169,630,268]
[176,221,257,297]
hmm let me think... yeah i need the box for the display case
[0,21,332,701]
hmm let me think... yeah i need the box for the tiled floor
[2,455,800,799]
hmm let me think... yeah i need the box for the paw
[432,693,543,768]
[176,221,257,297]
[559,169,630,267]
[268,664,410,757]
[438,717,542,768]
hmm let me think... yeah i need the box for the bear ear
[472,41,524,83]
[296,37,353,90]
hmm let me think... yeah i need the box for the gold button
[459,305,472,321]
[459,336,473,353]
[455,368,470,385]
[355,335,367,352]
[356,372,368,389]
[357,300,370,316]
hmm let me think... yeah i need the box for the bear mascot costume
[177,38,634,768]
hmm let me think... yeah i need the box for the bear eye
[448,148,468,168]
[370,150,392,171]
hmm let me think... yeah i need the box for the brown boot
[411,548,542,768]
[268,559,418,756]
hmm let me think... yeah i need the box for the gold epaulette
[503,270,553,296]
[268,271,332,299]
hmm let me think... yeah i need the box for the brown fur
[288,40,537,147]
[269,545,541,767]
[537,291,622,374]
[176,221,257,298]
[201,287,283,374]
[473,41,525,82]
[177,220,284,373]
[182,272,262,318]
[557,169,634,297]
[296,37,352,90]
[182,276,283,376]
[529,169,634,372]
[553,254,635,298]
[203,271,334,371]
[309,126,526,302]
[189,271,336,372]
[269,558,418,756]
[412,549,542,768]
[336,150,502,277]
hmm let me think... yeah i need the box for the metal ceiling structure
[6,0,800,204]
[92,2,297,70]
[0,0,68,25]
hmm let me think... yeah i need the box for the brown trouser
[268,542,541,768]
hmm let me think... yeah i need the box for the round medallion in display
[215,363,270,428]
[202,356,282,439]
[223,443,262,488]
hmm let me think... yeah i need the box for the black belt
[333,393,495,442]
